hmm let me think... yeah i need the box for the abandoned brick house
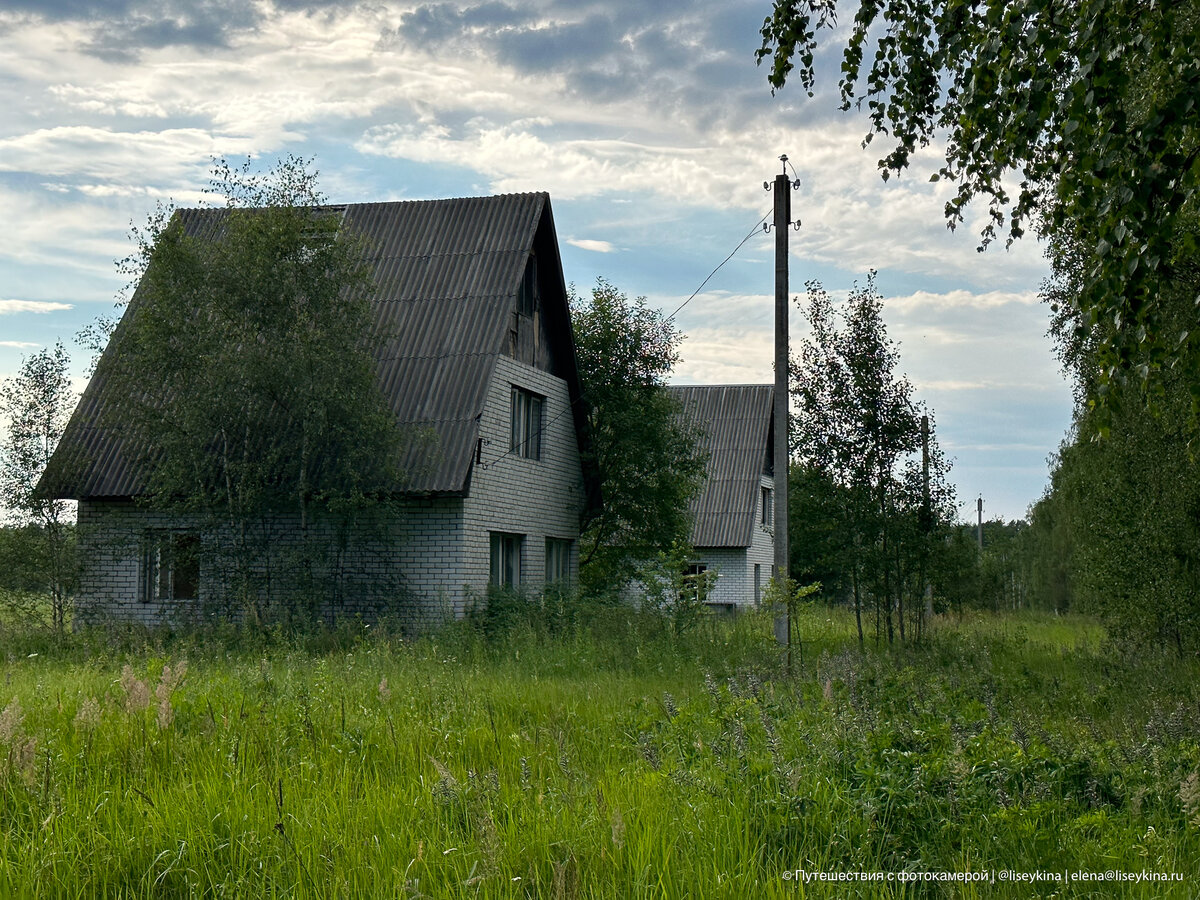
[667,384,777,611]
[41,193,601,628]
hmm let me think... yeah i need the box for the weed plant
[0,605,1197,897]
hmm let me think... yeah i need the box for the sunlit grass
[0,605,1197,897]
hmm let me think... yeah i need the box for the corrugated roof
[668,384,774,549]
[42,192,589,499]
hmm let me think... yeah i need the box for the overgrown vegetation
[86,157,409,623]
[758,0,1200,391]
[570,279,707,597]
[790,275,956,647]
[0,343,76,630]
[1,608,1196,897]
[1019,220,1200,654]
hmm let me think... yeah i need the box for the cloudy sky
[0,0,1073,522]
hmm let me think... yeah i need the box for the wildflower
[378,677,391,702]
[662,692,678,720]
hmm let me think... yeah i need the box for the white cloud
[673,324,774,385]
[0,126,258,184]
[0,299,74,314]
[0,340,40,348]
[566,238,615,253]
[886,289,1041,313]
[917,378,1061,393]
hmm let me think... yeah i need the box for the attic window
[295,207,345,261]
[517,254,538,316]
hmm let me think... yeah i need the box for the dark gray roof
[668,384,774,549]
[43,192,594,500]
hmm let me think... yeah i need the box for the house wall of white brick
[75,501,194,627]
[746,473,778,600]
[459,354,585,607]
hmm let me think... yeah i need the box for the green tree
[787,463,852,602]
[570,279,707,596]
[792,274,953,645]
[759,0,1200,387]
[1030,214,1200,651]
[0,342,76,629]
[103,157,406,622]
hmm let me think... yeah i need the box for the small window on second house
[681,562,709,605]
[761,486,774,529]
[511,387,544,460]
[142,532,200,603]
[490,532,523,588]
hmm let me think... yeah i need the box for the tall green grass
[0,607,1197,897]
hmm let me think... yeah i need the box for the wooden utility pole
[772,157,793,649]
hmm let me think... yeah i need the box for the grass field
[0,605,1198,897]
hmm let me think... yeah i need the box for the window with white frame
[510,387,544,460]
[545,538,572,584]
[489,532,524,588]
[142,531,200,602]
[761,486,774,528]
[681,562,709,605]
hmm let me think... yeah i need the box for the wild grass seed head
[119,666,150,714]
[0,696,23,743]
[155,661,186,730]
[731,717,747,758]
[74,696,101,732]
[704,672,719,705]
[610,807,625,849]
[1179,771,1200,827]
[637,732,661,770]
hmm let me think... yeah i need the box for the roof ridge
[173,192,549,213]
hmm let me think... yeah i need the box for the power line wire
[665,209,772,323]
[485,206,779,468]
